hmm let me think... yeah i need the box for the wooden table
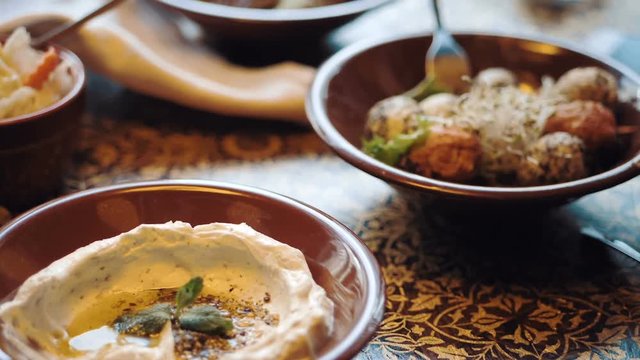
[3,0,640,358]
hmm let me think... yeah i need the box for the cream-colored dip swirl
[0,222,334,360]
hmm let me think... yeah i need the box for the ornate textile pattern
[57,113,640,359]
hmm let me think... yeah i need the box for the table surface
[3,0,640,359]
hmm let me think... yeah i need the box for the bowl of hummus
[0,180,384,360]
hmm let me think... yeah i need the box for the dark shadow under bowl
[307,32,640,207]
[0,180,384,360]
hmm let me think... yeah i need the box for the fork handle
[31,0,127,47]
[431,0,443,30]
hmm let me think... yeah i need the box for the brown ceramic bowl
[0,180,384,359]
[153,0,392,42]
[0,42,85,212]
[307,32,640,206]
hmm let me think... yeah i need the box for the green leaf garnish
[112,276,234,338]
[113,303,172,336]
[362,120,431,166]
[175,276,204,315]
[178,305,233,336]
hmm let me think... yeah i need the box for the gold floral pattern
[2,59,640,359]
[355,191,640,359]
[23,110,632,360]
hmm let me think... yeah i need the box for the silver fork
[425,0,471,93]
[30,0,127,47]
[404,0,471,99]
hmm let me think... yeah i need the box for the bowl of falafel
[306,32,640,206]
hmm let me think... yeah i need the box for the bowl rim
[0,180,385,360]
[307,30,640,201]
[154,0,392,22]
[0,43,86,127]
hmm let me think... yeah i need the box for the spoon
[581,226,640,263]
[405,0,471,99]
[31,0,127,47]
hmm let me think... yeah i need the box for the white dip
[0,222,334,359]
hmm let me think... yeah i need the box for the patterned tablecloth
[2,0,640,359]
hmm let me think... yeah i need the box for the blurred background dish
[0,34,85,212]
[307,32,640,207]
[0,0,322,123]
[0,180,385,360]
[195,0,353,10]
[153,0,392,43]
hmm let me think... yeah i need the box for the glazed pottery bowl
[153,0,392,42]
[0,42,85,212]
[306,32,640,207]
[0,180,384,359]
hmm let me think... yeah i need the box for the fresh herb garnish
[113,303,172,336]
[179,305,234,336]
[362,120,431,166]
[175,276,204,315]
[113,276,233,338]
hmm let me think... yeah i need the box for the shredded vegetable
[0,27,72,119]
[448,84,562,179]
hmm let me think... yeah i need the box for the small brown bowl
[306,32,640,207]
[153,0,392,42]
[0,180,384,359]
[0,42,85,212]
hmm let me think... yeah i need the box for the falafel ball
[419,93,459,117]
[474,67,517,87]
[407,125,482,182]
[365,96,421,140]
[544,100,616,150]
[517,132,587,186]
[553,67,618,106]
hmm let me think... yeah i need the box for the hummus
[0,222,334,359]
